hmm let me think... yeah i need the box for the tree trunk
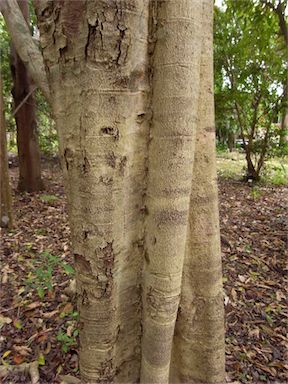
[0,0,51,103]
[0,76,13,229]
[35,0,225,383]
[10,0,43,192]
[279,111,288,147]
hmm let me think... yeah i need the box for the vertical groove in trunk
[141,1,203,382]
[170,1,225,382]
[10,0,43,193]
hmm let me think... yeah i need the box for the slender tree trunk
[279,110,288,147]
[10,0,43,192]
[35,0,225,382]
[0,76,13,229]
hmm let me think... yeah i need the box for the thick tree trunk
[35,0,225,383]
[0,76,13,229]
[10,0,43,192]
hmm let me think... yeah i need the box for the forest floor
[0,161,287,384]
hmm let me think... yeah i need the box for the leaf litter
[0,166,287,383]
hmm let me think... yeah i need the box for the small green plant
[57,328,79,353]
[25,251,75,298]
[250,187,261,200]
[39,194,58,203]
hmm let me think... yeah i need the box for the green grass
[217,151,288,185]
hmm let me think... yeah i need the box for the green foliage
[250,187,262,200]
[25,250,75,299]
[217,152,288,185]
[39,194,59,203]
[36,92,59,155]
[216,142,229,153]
[214,0,287,177]
[0,13,58,156]
[57,328,79,353]
[0,16,15,136]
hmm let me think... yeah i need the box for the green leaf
[62,263,75,275]
[37,287,45,299]
[38,353,45,366]
[39,194,58,203]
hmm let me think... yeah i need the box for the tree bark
[0,76,13,229]
[34,0,225,383]
[10,0,44,192]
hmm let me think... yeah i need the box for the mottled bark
[34,0,225,383]
[10,0,43,192]
[0,76,13,229]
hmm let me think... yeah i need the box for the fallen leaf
[0,315,12,328]
[38,353,45,366]
[42,309,59,319]
[1,350,11,365]
[13,319,22,330]
[25,302,42,311]
[13,345,32,356]
[13,355,24,364]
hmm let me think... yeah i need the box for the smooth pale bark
[141,1,203,382]
[0,76,13,229]
[170,2,225,381]
[0,0,50,103]
[10,0,43,192]
[34,1,225,383]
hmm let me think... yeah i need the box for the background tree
[214,0,287,180]
[260,0,288,147]
[10,0,43,192]
[0,75,13,229]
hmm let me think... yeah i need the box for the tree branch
[261,0,288,47]
[0,0,51,103]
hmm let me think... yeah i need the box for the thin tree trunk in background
[10,0,43,192]
[0,76,13,229]
[279,111,288,146]
[34,0,225,382]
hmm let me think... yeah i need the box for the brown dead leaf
[238,274,246,283]
[62,303,73,314]
[13,355,24,364]
[13,345,32,356]
[248,328,260,339]
[231,288,237,301]
[276,290,286,301]
[25,302,42,311]
[42,309,59,319]
[37,333,48,343]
